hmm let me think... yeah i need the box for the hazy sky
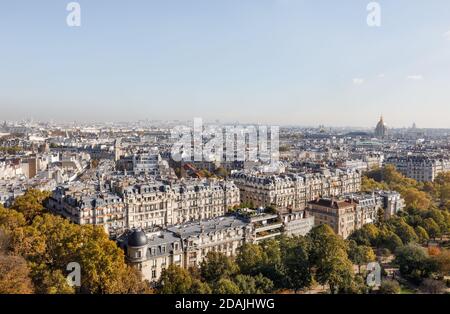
[1,0,450,127]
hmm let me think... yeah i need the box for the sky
[1,0,450,128]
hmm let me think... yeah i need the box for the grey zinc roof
[167,216,246,238]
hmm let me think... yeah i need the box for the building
[48,180,240,236]
[118,207,315,282]
[48,187,127,236]
[307,190,405,238]
[374,116,388,139]
[307,198,357,239]
[118,215,248,282]
[230,169,361,210]
[385,155,450,182]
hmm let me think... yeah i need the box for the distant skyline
[1,1,450,128]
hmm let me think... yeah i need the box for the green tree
[189,279,212,294]
[233,274,273,294]
[157,265,193,294]
[236,243,265,275]
[395,244,437,284]
[414,226,430,244]
[214,278,241,294]
[379,280,400,294]
[200,252,239,283]
[307,225,354,294]
[349,224,380,246]
[392,219,418,244]
[282,236,312,292]
[421,218,441,240]
[347,241,376,273]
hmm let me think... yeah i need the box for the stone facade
[48,180,240,236]
[386,155,450,182]
[118,208,315,282]
[231,169,361,210]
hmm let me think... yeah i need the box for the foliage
[214,278,241,294]
[157,265,193,294]
[379,280,400,294]
[11,189,51,222]
[0,253,34,294]
[200,252,239,283]
[394,244,437,284]
[307,225,354,293]
[1,201,149,294]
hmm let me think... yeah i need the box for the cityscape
[0,0,449,307]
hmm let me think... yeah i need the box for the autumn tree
[307,225,354,294]
[347,240,376,274]
[0,253,34,294]
[11,189,51,222]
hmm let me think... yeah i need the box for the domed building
[374,115,388,139]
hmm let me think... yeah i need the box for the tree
[189,279,212,294]
[157,265,193,294]
[394,244,437,284]
[214,278,241,294]
[282,236,312,292]
[379,280,400,294]
[361,176,388,192]
[414,226,429,244]
[233,274,273,294]
[380,230,403,252]
[259,239,284,286]
[0,253,34,294]
[419,278,446,294]
[347,241,376,273]
[392,220,418,244]
[307,225,354,294]
[11,189,51,222]
[421,218,441,240]
[7,211,147,294]
[349,224,380,246]
[214,166,228,178]
[236,243,265,275]
[200,252,239,283]
[432,249,450,278]
[402,188,431,211]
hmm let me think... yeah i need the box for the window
[152,270,156,279]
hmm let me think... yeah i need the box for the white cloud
[406,75,423,81]
[444,30,450,40]
[377,74,385,78]
[352,78,364,85]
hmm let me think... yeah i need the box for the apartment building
[230,169,361,210]
[48,180,240,236]
[118,207,315,283]
[307,190,405,238]
[386,155,450,182]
